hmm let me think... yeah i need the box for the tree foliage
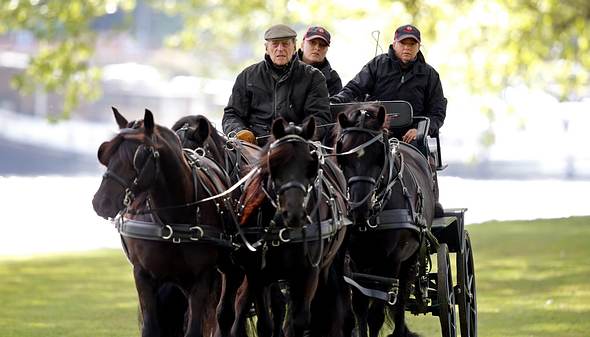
[0,0,136,118]
[0,0,588,118]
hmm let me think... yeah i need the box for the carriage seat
[329,101,446,170]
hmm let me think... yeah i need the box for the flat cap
[264,24,297,41]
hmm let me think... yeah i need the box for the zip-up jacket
[223,54,330,145]
[332,45,447,136]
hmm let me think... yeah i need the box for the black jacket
[332,45,447,136]
[297,49,342,96]
[223,54,330,145]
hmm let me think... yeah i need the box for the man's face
[393,38,420,63]
[301,38,329,65]
[266,39,296,66]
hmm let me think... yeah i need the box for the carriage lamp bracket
[190,226,204,241]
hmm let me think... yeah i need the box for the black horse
[92,108,234,337]
[335,104,435,337]
[171,115,284,337]
[234,117,350,337]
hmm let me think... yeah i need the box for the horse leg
[290,271,319,337]
[134,267,161,337]
[231,277,253,337]
[368,265,398,337]
[216,270,244,337]
[390,259,420,337]
[309,265,350,337]
[367,300,386,337]
[270,282,286,337]
[252,281,273,337]
[351,288,370,337]
[185,269,217,337]
[157,283,188,337]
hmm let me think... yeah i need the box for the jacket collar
[264,54,296,77]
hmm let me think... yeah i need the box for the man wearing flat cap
[331,24,447,216]
[223,23,331,146]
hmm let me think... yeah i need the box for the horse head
[171,115,212,150]
[336,104,391,225]
[92,108,190,219]
[263,117,319,228]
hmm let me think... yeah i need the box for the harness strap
[243,217,351,245]
[116,218,234,247]
[373,209,421,232]
[343,275,399,305]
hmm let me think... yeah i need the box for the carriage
[330,101,477,337]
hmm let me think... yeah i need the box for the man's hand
[236,129,256,144]
[402,128,417,143]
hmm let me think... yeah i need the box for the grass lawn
[0,250,137,337]
[406,216,590,337]
[1,216,589,337]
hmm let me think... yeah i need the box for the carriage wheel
[437,243,457,337]
[457,231,478,337]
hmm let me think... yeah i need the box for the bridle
[263,133,320,212]
[335,111,401,221]
[174,122,191,141]
[255,131,340,267]
[102,137,161,209]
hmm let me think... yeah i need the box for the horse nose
[352,208,370,226]
[282,209,306,227]
[92,194,115,219]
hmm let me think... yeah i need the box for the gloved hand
[236,129,256,144]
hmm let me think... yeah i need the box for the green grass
[406,216,590,337]
[0,250,137,337]
[1,216,589,337]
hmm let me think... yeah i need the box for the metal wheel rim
[438,243,457,337]
[457,231,478,337]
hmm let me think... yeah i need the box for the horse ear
[98,141,110,166]
[302,117,316,140]
[377,105,386,127]
[337,112,352,129]
[144,109,154,135]
[272,118,286,139]
[112,107,128,129]
[196,116,210,141]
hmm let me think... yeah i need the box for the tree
[0,0,137,119]
[0,0,588,119]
